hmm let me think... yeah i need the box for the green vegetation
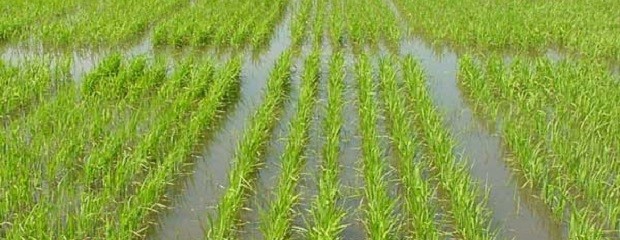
[0,0,83,42]
[0,55,241,239]
[327,0,400,49]
[394,0,620,60]
[207,51,292,239]
[3,0,620,239]
[378,56,440,239]
[460,55,619,238]
[261,50,319,240]
[153,0,288,48]
[0,58,70,122]
[355,54,400,239]
[402,56,493,239]
[306,51,347,240]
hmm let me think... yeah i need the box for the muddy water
[400,38,565,240]
[148,7,293,240]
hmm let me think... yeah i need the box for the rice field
[2,0,620,239]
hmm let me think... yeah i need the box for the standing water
[149,6,293,240]
[400,38,565,240]
[338,49,367,239]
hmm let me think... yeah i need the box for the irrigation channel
[3,0,619,239]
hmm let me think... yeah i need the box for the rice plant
[378,56,440,239]
[402,55,493,240]
[305,51,347,240]
[355,53,400,239]
[459,54,620,237]
[261,50,320,240]
[207,51,292,239]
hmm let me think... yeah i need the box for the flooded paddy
[3,0,620,239]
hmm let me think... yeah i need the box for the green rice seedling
[458,55,620,237]
[355,53,400,239]
[306,51,347,240]
[207,51,292,239]
[291,0,313,48]
[1,53,227,239]
[327,0,346,48]
[0,58,71,122]
[153,0,288,49]
[261,50,320,240]
[392,0,620,61]
[1,56,170,238]
[105,57,242,239]
[30,0,187,47]
[324,0,400,50]
[310,0,327,47]
[402,55,492,240]
[378,56,439,239]
[65,57,233,239]
[250,1,288,48]
[0,0,83,42]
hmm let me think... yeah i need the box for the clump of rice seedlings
[402,55,493,240]
[327,0,346,48]
[261,50,320,240]
[107,57,242,239]
[355,53,400,239]
[2,55,171,238]
[0,56,154,237]
[153,0,288,49]
[459,55,620,237]
[306,51,347,240]
[207,51,292,239]
[310,0,327,47]
[329,0,400,49]
[0,0,82,42]
[0,58,70,122]
[290,0,313,48]
[1,53,241,239]
[392,0,620,61]
[31,0,186,47]
[378,56,439,239]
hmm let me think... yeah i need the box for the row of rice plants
[27,0,187,46]
[207,51,293,239]
[459,56,620,238]
[402,56,493,239]
[153,0,288,48]
[393,0,620,60]
[1,55,169,238]
[261,50,320,240]
[310,0,327,48]
[377,57,440,239]
[0,0,84,42]
[1,55,241,239]
[107,57,241,239]
[355,53,400,239]
[306,51,347,239]
[290,0,314,48]
[329,0,400,49]
[0,58,70,123]
[63,58,218,238]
